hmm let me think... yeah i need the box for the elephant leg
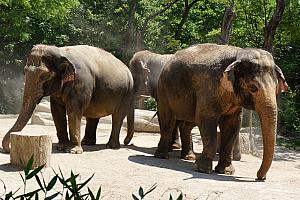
[232,135,241,161]
[179,122,196,160]
[82,118,99,145]
[106,111,125,149]
[66,111,83,154]
[50,97,69,151]
[195,118,218,174]
[215,111,242,175]
[169,121,181,151]
[155,102,176,159]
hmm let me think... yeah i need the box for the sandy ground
[0,116,299,200]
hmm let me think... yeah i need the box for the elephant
[122,50,196,160]
[155,43,288,180]
[124,50,242,161]
[2,44,134,154]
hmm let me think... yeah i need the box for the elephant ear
[220,60,241,92]
[274,65,289,94]
[59,56,77,85]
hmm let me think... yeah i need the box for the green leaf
[35,175,45,192]
[143,183,157,196]
[45,192,60,200]
[26,164,45,180]
[95,186,101,200]
[5,191,13,200]
[176,193,183,200]
[132,194,140,200]
[77,174,95,191]
[46,175,58,191]
[24,155,34,175]
[88,187,96,200]
[139,186,144,197]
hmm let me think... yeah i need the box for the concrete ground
[0,116,299,199]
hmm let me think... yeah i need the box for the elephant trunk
[255,93,278,180]
[2,78,42,153]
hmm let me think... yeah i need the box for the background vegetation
[0,0,299,137]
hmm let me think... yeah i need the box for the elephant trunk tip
[2,133,11,153]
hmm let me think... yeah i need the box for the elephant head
[221,48,288,180]
[2,44,76,153]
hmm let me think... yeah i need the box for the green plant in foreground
[3,156,101,200]
[2,157,184,199]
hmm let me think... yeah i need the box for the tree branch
[263,0,285,53]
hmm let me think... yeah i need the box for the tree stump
[10,132,52,168]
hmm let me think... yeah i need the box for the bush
[279,90,300,136]
[144,97,157,111]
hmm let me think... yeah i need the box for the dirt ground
[0,116,299,200]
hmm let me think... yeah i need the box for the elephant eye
[249,84,258,93]
[40,73,51,81]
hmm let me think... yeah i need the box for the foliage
[2,157,184,199]
[0,0,299,136]
[3,156,101,200]
[279,90,300,136]
[144,97,157,111]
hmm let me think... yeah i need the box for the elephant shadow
[126,144,256,182]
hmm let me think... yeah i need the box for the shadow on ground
[125,144,257,183]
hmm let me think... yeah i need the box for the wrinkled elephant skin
[155,43,288,180]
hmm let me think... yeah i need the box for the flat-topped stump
[10,132,52,168]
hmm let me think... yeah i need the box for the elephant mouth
[241,94,255,110]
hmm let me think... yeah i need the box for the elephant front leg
[50,97,69,151]
[195,118,218,174]
[67,112,83,154]
[82,118,99,145]
[215,111,242,175]
[179,122,196,160]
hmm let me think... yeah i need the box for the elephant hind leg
[106,108,127,149]
[82,118,99,145]
[169,121,181,151]
[179,122,196,160]
[155,101,176,159]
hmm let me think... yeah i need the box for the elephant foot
[181,150,196,160]
[171,139,181,150]
[81,138,96,145]
[232,152,242,161]
[106,141,120,149]
[195,154,213,174]
[215,163,235,175]
[66,145,83,154]
[154,149,169,159]
[53,143,68,151]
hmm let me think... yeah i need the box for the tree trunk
[10,132,52,168]
[175,0,200,41]
[263,0,285,53]
[218,4,236,44]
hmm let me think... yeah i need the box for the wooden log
[10,132,52,168]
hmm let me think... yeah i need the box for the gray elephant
[122,50,196,160]
[155,43,288,180]
[2,44,134,154]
